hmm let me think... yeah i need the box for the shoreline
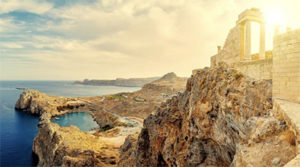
[15,90,143,166]
[13,72,187,166]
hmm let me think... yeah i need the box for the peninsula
[74,76,161,87]
[15,72,187,166]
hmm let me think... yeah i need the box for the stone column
[240,24,245,61]
[217,46,221,56]
[259,23,266,59]
[245,21,251,60]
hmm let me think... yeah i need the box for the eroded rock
[33,123,119,167]
[119,64,297,167]
[15,90,86,116]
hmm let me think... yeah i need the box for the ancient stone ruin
[210,8,300,166]
[212,8,266,64]
[211,8,300,103]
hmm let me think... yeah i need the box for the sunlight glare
[264,9,284,25]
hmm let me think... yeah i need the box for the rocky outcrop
[118,134,138,167]
[94,73,187,119]
[15,90,127,129]
[142,72,187,93]
[119,64,298,167]
[33,123,119,167]
[15,90,86,116]
[15,90,144,167]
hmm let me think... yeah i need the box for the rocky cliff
[15,90,140,167]
[15,90,86,116]
[119,64,298,167]
[15,71,188,167]
[33,123,120,167]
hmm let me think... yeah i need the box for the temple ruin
[237,8,266,60]
[211,8,300,104]
[210,8,300,165]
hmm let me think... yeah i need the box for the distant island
[74,76,161,87]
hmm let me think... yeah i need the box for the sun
[264,9,284,25]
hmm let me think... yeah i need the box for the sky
[0,0,299,80]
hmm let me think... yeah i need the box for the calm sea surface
[0,81,140,166]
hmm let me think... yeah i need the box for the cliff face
[15,90,86,116]
[15,72,188,167]
[33,123,119,167]
[119,64,297,167]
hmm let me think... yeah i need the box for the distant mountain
[141,72,188,92]
[74,77,160,87]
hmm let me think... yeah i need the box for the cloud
[0,0,250,80]
[0,18,17,32]
[1,0,300,80]
[1,43,24,49]
[0,0,53,14]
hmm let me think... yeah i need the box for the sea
[0,81,140,167]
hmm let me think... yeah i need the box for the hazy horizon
[1,0,300,80]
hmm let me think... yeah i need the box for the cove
[51,112,99,132]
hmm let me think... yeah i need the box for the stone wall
[217,26,241,65]
[273,29,300,103]
[210,54,217,67]
[210,22,273,80]
[232,58,272,80]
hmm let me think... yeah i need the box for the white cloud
[1,0,300,80]
[0,0,53,14]
[1,42,23,48]
[0,18,17,32]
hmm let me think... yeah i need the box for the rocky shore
[15,72,187,167]
[15,66,299,166]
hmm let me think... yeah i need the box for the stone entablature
[236,8,264,24]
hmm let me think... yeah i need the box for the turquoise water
[52,112,99,132]
[0,81,140,166]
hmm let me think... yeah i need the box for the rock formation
[15,90,86,116]
[33,123,119,167]
[119,63,298,167]
[95,72,187,119]
[141,72,187,94]
[15,72,188,167]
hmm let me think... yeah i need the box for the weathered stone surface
[15,72,188,167]
[273,29,300,103]
[232,58,273,80]
[284,154,300,167]
[119,64,297,167]
[98,72,187,119]
[15,90,86,116]
[33,123,119,167]
[272,157,281,166]
[118,134,138,167]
